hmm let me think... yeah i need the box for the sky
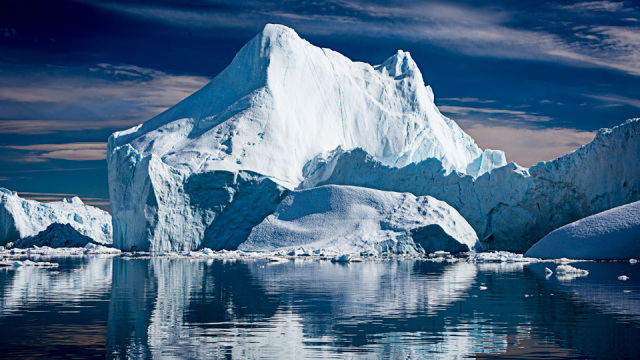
[1,0,639,211]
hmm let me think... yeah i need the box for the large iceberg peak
[378,50,420,80]
[107,23,507,251]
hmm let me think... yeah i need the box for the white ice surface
[0,188,112,246]
[525,200,640,260]
[240,185,479,254]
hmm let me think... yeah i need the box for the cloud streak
[3,142,108,161]
[78,0,640,76]
[0,63,210,135]
[463,124,596,167]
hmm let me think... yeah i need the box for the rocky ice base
[0,188,112,246]
[525,200,640,260]
[240,185,480,254]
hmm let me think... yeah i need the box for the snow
[525,200,640,260]
[0,188,112,246]
[239,185,480,254]
[107,24,504,252]
[301,118,640,251]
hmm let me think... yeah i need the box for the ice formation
[0,188,112,246]
[108,24,505,251]
[240,185,480,254]
[525,200,640,259]
[13,223,103,249]
[302,119,640,251]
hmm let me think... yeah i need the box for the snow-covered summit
[109,23,503,188]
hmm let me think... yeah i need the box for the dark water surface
[0,256,639,359]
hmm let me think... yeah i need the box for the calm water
[0,256,639,359]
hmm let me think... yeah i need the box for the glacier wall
[0,188,112,245]
[108,143,288,251]
[302,119,640,251]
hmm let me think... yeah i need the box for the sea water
[0,255,639,359]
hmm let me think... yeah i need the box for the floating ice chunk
[630,259,638,264]
[12,260,58,267]
[331,254,353,263]
[555,264,589,281]
[479,286,488,290]
[545,267,553,276]
[618,275,630,281]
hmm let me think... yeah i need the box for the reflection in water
[0,256,639,358]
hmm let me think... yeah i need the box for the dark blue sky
[1,0,639,210]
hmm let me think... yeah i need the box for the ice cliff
[108,24,504,251]
[301,119,640,251]
[525,200,640,259]
[0,188,112,245]
[240,185,480,254]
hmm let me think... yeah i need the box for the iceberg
[302,119,640,251]
[0,188,112,246]
[525,200,640,259]
[108,24,504,251]
[239,185,480,254]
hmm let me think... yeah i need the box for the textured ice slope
[0,188,112,246]
[525,200,640,259]
[14,223,102,249]
[108,24,504,251]
[240,185,480,254]
[302,119,640,251]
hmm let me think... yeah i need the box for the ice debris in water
[10,260,58,267]
[555,264,589,281]
[618,275,630,281]
[467,251,538,263]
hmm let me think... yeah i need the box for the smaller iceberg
[13,223,104,249]
[525,200,640,259]
[239,185,480,254]
[0,188,112,245]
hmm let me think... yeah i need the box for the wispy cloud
[0,120,142,134]
[584,93,640,108]
[0,63,210,135]
[3,142,107,161]
[439,105,553,123]
[78,0,640,76]
[440,97,496,104]
[559,1,629,12]
[463,123,596,167]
